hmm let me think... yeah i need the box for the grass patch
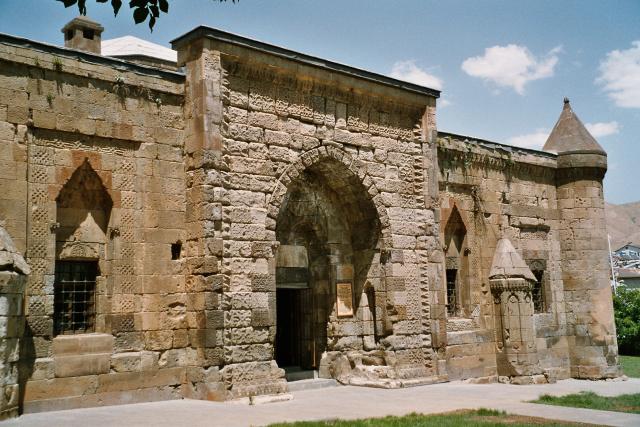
[620,355,640,378]
[267,409,590,426]
[533,391,640,414]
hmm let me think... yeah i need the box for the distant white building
[614,243,640,260]
[102,35,178,70]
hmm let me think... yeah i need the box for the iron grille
[54,261,98,335]
[446,269,458,316]
[532,270,546,313]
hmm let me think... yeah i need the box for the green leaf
[130,0,147,8]
[133,6,149,24]
[150,5,159,17]
[149,15,156,31]
[159,0,168,13]
[58,0,77,8]
[112,0,122,16]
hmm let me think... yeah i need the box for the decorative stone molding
[58,240,101,260]
[266,145,391,244]
[489,277,533,294]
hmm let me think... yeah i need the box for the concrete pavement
[3,378,640,427]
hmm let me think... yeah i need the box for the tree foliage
[56,0,235,31]
[613,286,640,355]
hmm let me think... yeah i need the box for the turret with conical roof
[544,98,608,172]
[543,98,604,154]
[549,98,619,379]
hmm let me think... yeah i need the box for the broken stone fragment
[0,226,29,275]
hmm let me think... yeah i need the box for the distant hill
[605,201,640,250]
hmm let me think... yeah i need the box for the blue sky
[1,0,638,203]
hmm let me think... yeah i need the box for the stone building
[0,17,620,417]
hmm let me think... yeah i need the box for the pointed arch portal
[273,150,383,373]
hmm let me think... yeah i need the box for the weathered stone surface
[0,19,620,417]
[0,226,28,420]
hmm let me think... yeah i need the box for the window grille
[532,270,546,313]
[446,269,458,316]
[54,261,98,335]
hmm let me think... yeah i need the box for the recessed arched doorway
[274,158,381,379]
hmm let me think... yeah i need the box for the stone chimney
[61,16,104,55]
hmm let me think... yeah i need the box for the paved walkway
[3,378,640,427]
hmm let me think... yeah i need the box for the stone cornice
[223,59,425,117]
[489,278,533,293]
[172,26,439,104]
[0,32,184,85]
[437,137,557,178]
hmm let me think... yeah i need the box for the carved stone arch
[443,204,467,256]
[443,202,471,317]
[55,158,113,260]
[266,145,391,246]
[269,145,393,368]
[443,201,469,234]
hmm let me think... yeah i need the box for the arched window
[54,160,112,335]
[444,206,467,317]
[527,259,547,313]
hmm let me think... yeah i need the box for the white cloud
[507,121,619,151]
[461,45,561,94]
[585,121,620,138]
[597,41,640,108]
[507,129,549,149]
[390,60,443,90]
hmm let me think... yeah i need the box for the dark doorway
[275,288,315,369]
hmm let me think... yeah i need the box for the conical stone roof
[489,238,535,281]
[542,98,605,154]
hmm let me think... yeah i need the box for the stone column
[489,237,543,384]
[177,38,227,399]
[490,278,542,383]
[556,153,619,378]
[0,226,30,420]
[176,37,287,402]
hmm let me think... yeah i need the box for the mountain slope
[605,201,640,250]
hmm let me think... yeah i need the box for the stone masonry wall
[0,225,30,420]
[0,36,192,411]
[176,37,445,396]
[437,135,571,381]
[0,26,621,414]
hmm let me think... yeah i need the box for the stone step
[284,369,316,381]
[287,378,339,392]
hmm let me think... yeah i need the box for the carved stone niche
[488,238,546,384]
[55,211,106,261]
[490,278,541,380]
[57,240,101,260]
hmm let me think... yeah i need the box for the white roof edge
[102,35,177,63]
